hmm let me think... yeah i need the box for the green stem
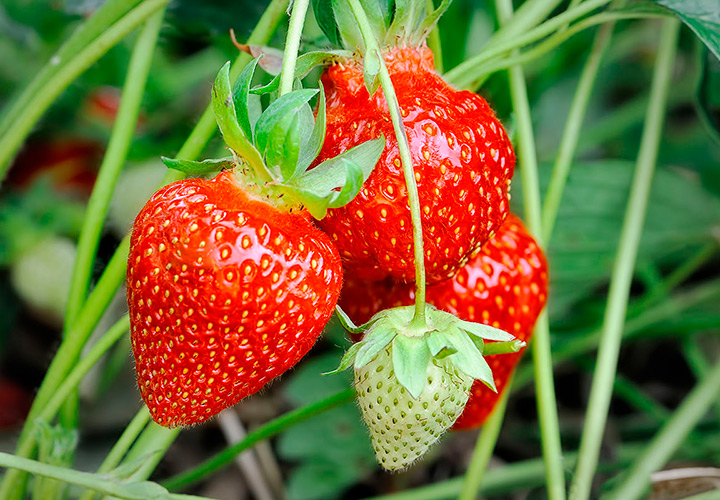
[541,0,623,243]
[0,452,207,500]
[0,0,172,178]
[39,317,130,424]
[162,388,356,491]
[346,0,428,327]
[362,443,651,500]
[495,0,566,497]
[0,238,130,500]
[278,0,310,96]
[121,423,182,482]
[60,8,165,433]
[445,0,611,88]
[457,387,512,500]
[0,2,290,497]
[602,357,720,500]
[425,0,443,72]
[631,242,718,312]
[65,9,165,327]
[0,0,143,138]
[568,18,680,500]
[513,280,720,390]
[465,11,668,88]
[77,408,152,500]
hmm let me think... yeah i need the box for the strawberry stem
[569,19,680,500]
[347,0,428,329]
[278,0,310,96]
[0,3,291,498]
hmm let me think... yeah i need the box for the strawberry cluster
[125,0,549,473]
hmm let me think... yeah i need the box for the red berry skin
[339,214,547,429]
[316,45,515,284]
[127,171,342,427]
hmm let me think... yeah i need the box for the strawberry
[315,46,515,284]
[127,61,384,427]
[354,339,472,470]
[127,170,343,426]
[336,304,522,470]
[339,214,548,429]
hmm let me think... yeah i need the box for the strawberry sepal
[334,303,523,469]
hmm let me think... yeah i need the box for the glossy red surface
[340,214,548,429]
[316,46,515,284]
[127,171,343,427]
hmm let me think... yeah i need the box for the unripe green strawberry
[334,305,523,471]
[355,345,472,470]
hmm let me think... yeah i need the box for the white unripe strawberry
[333,305,525,471]
[355,345,472,470]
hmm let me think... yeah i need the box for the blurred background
[0,0,719,498]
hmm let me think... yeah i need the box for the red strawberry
[127,170,343,427]
[316,46,515,284]
[339,214,548,429]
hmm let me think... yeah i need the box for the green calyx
[162,59,384,220]
[332,305,525,400]
[314,0,452,51]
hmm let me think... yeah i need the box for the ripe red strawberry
[127,170,343,427]
[316,45,515,284]
[126,59,383,427]
[339,214,548,429]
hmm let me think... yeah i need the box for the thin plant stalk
[568,18,681,500]
[278,0,310,96]
[445,0,611,87]
[495,0,567,497]
[346,0,428,327]
[60,7,165,432]
[38,317,130,423]
[65,9,165,327]
[0,0,172,177]
[541,0,624,243]
[162,389,356,491]
[0,2,290,498]
[457,387,512,500]
[464,10,669,88]
[0,452,208,500]
[0,0,143,137]
[602,357,720,499]
[425,0,443,72]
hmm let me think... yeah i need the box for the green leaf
[482,339,527,356]
[211,62,265,175]
[444,327,497,391]
[232,56,261,140]
[332,0,365,50]
[426,331,458,358]
[291,135,384,192]
[696,47,720,143]
[392,335,431,399]
[656,0,720,61]
[355,328,397,368]
[283,136,384,219]
[328,159,364,208]
[364,49,381,96]
[254,89,318,179]
[160,157,233,176]
[312,0,342,46]
[297,86,326,174]
[266,111,304,180]
[252,51,349,96]
[456,319,515,342]
[325,341,363,375]
[335,306,361,333]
